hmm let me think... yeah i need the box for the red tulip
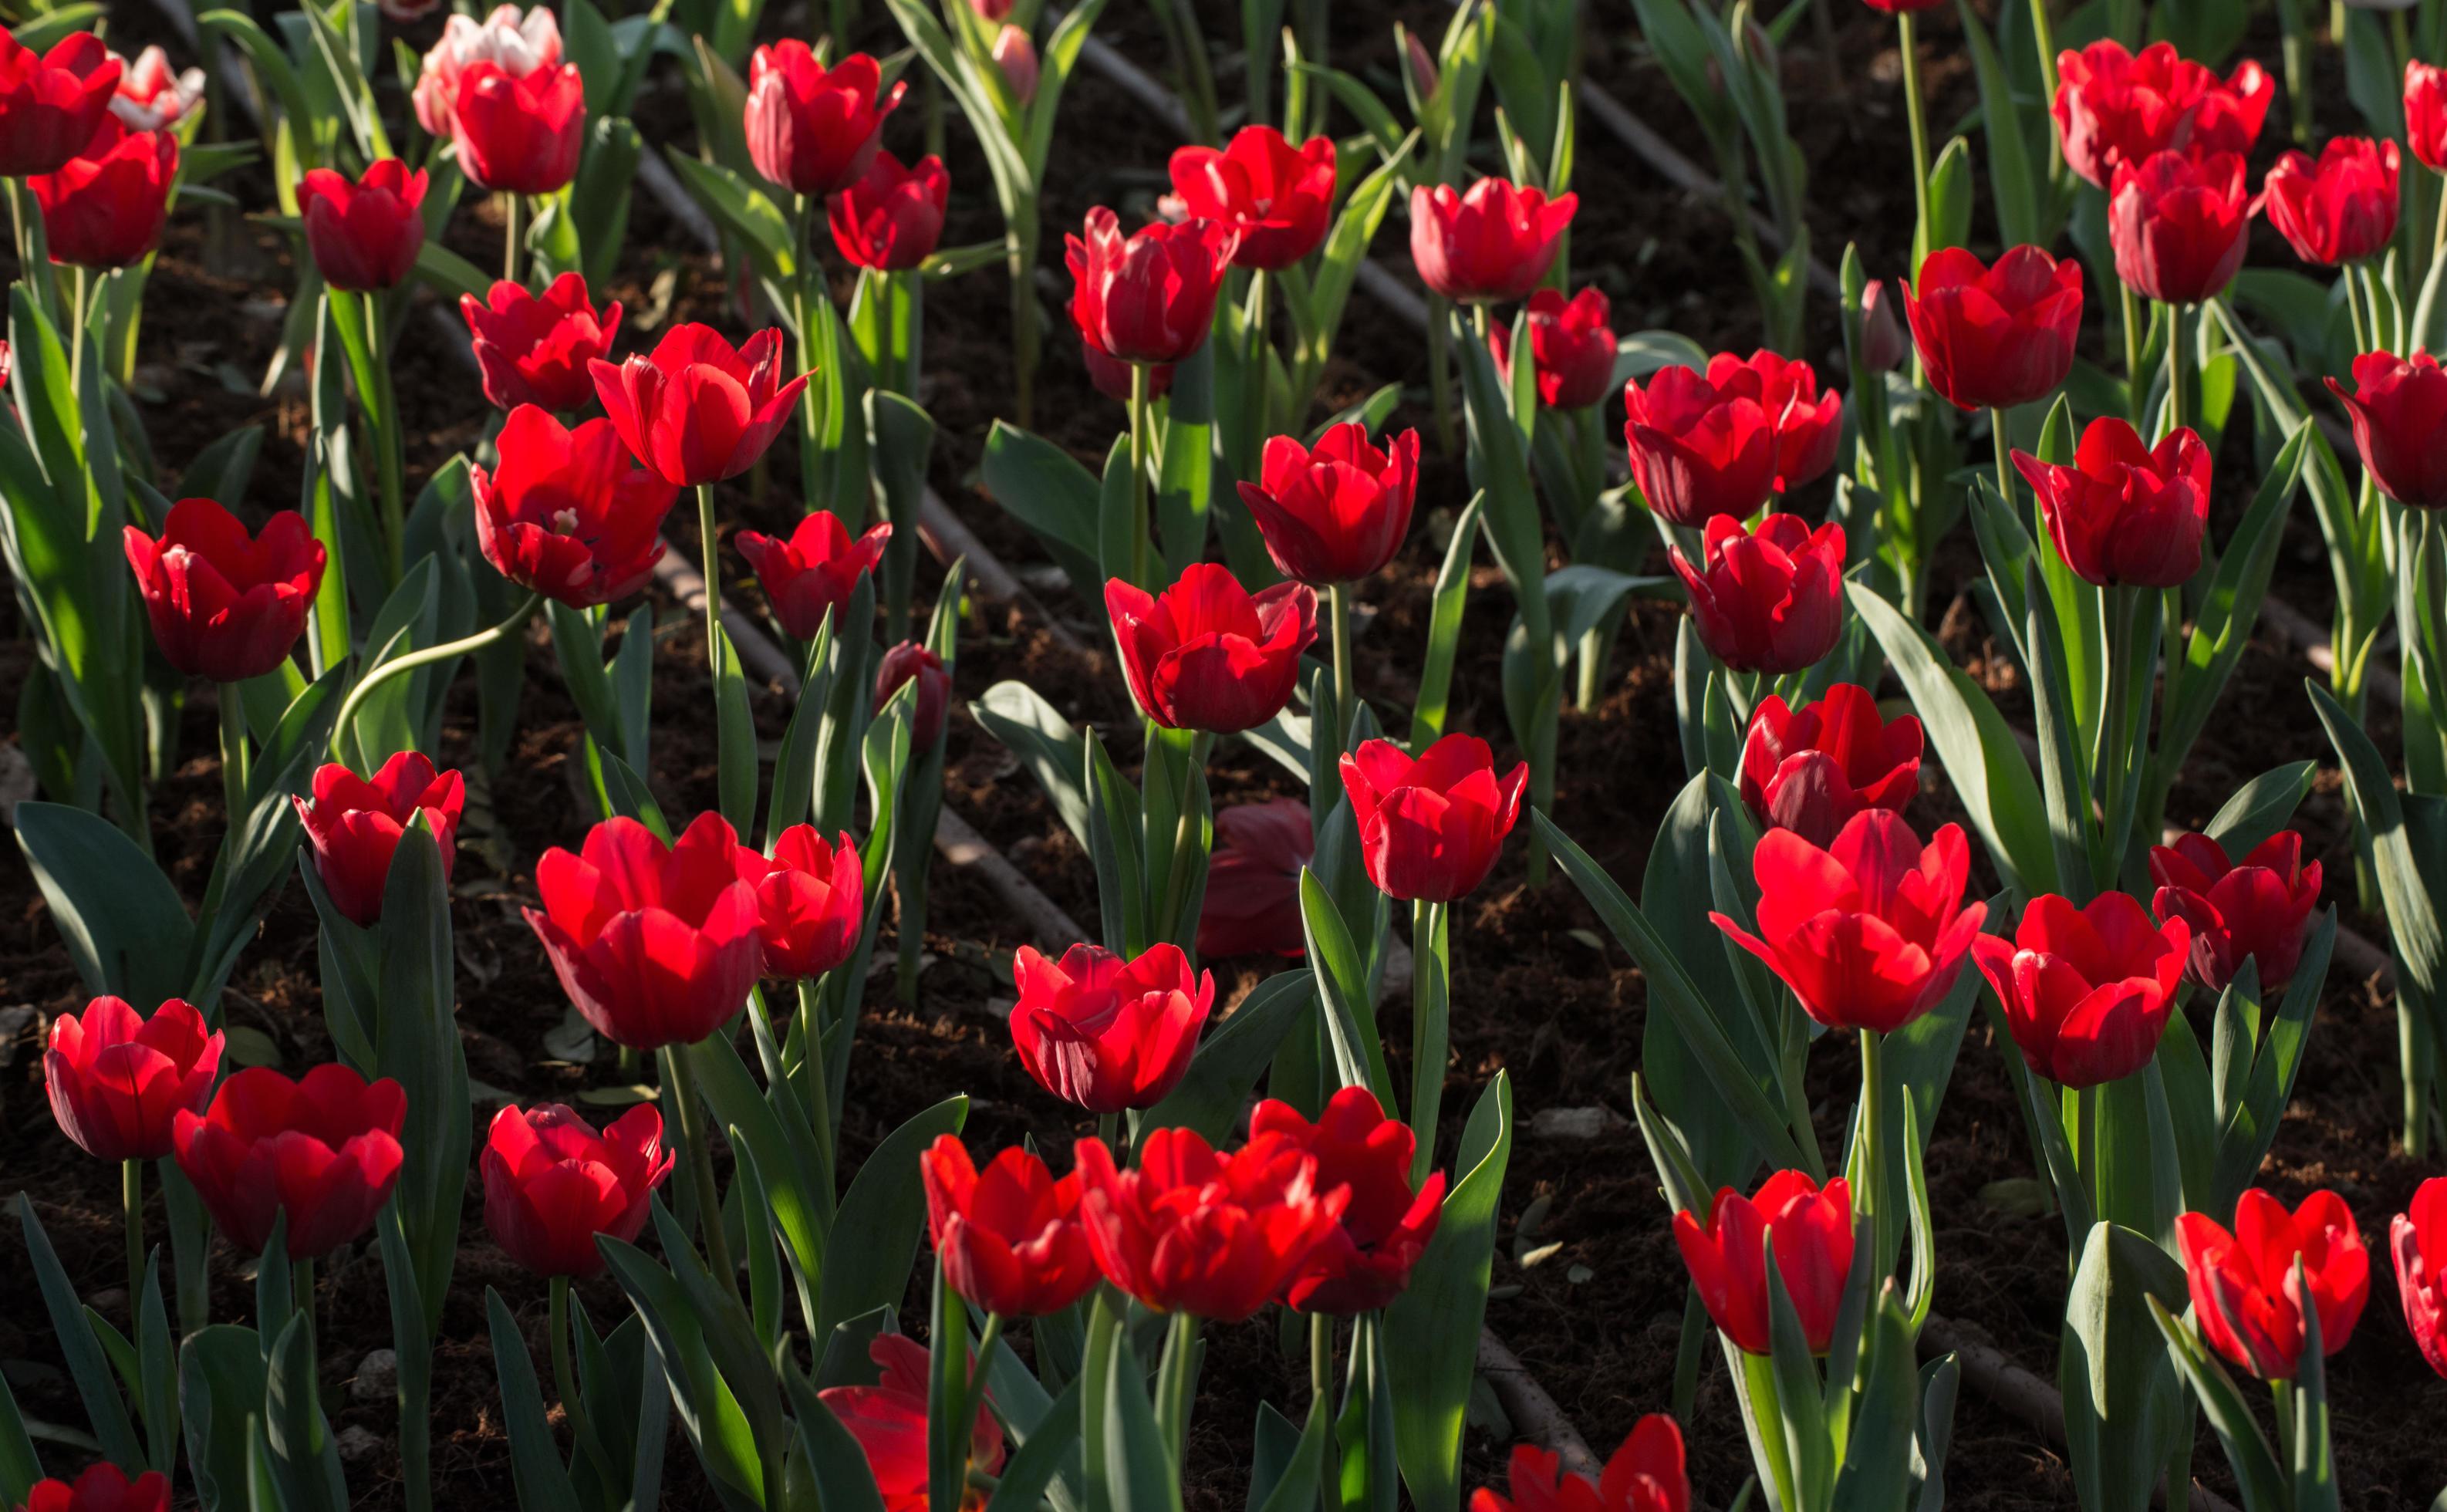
[413,5,561,137]
[874,640,950,749]
[991,25,1038,106]
[1080,327,1172,403]
[1007,942,1214,1113]
[471,406,676,608]
[45,996,221,1163]
[1669,513,1846,676]
[1739,683,1922,849]
[735,511,890,640]
[16,1464,171,1512]
[2326,349,2447,510]
[123,498,326,683]
[461,272,623,413]
[1973,892,2189,1088]
[828,149,948,272]
[1065,206,1240,366]
[0,31,121,177]
[109,46,201,133]
[451,59,582,194]
[1709,349,1844,493]
[1073,1127,1347,1321]
[1858,0,1946,10]
[2109,150,2253,306]
[589,323,810,487]
[295,751,465,926]
[1489,286,1618,410]
[171,1064,406,1259]
[525,812,765,1051]
[2176,1189,2368,1380]
[1250,1086,1445,1314]
[1105,564,1315,733]
[744,46,904,198]
[1338,734,1528,903]
[756,825,866,980]
[1236,423,1421,585]
[1166,127,1336,271]
[481,1102,670,1278]
[2391,1176,2447,1378]
[30,117,174,269]
[1858,278,1907,373]
[2012,418,2212,588]
[2051,40,2272,188]
[2148,830,2324,993]
[1715,809,1988,1034]
[1470,1417,1689,1512]
[818,1334,1004,1512]
[299,160,427,292]
[1622,365,1776,527]
[920,1134,1101,1318]
[1902,245,2084,413]
[2411,61,2447,172]
[1672,1171,1854,1354]
[1197,798,1313,960]
[2259,137,2401,267]
[1408,177,1576,304]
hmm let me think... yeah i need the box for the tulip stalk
[659,1043,740,1301]
[1895,13,1934,269]
[1154,1311,1201,1471]
[1408,898,1450,1185]
[361,290,408,582]
[793,198,835,511]
[793,977,839,1186]
[217,683,251,838]
[503,192,524,285]
[1327,582,1357,749]
[1129,363,1156,586]
[121,1158,144,1328]
[330,591,543,744]
[548,1274,619,1488]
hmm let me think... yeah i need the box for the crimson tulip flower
[30,117,174,269]
[756,825,866,980]
[818,1334,1004,1512]
[992,25,1038,106]
[525,812,765,1051]
[1074,1127,1347,1321]
[921,1134,1101,1318]
[2392,1176,2447,1378]
[1251,1086,1446,1314]
[171,1064,406,1259]
[2260,137,2401,266]
[295,751,465,926]
[1470,1416,1689,1512]
[2109,150,2253,306]
[1858,278,1907,373]
[2327,349,2447,510]
[1236,423,1421,585]
[1339,734,1528,903]
[1066,206,1240,366]
[123,498,326,683]
[462,272,622,413]
[2412,61,2447,172]
[471,405,677,608]
[1902,245,2084,413]
[451,59,582,194]
[1672,1171,1855,1355]
[1622,365,1776,527]
[1197,798,1312,960]
[1490,286,1618,410]
[735,511,890,640]
[16,1464,171,1512]
[1105,564,1315,733]
[875,640,951,749]
[1715,809,1987,1034]
[1408,177,1577,304]
[413,5,560,137]
[1973,892,2189,1089]
[1710,349,1845,493]
[744,46,903,197]
[2050,40,2271,188]
[589,324,810,488]
[828,149,948,272]
[299,160,427,292]
[481,1102,670,1278]
[2176,1189,2369,1380]
[110,46,201,131]
[1669,513,1847,676]
[45,995,221,1163]
[2012,418,2212,588]
[0,31,120,177]
[2148,830,2324,993]
[1007,941,1214,1113]
[1081,327,1172,403]
[1858,0,1946,10]
[1739,683,1923,849]
[1166,126,1337,271]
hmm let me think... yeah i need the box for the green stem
[1243,268,1270,475]
[1858,1028,1887,1274]
[1129,362,1155,586]
[2074,1082,2098,1220]
[795,200,829,512]
[1154,1311,1200,1472]
[503,192,523,286]
[217,683,251,834]
[551,1274,619,1488]
[2095,586,2140,881]
[1153,730,1207,951]
[795,977,838,1190]
[330,591,542,743]
[122,1159,144,1330]
[2163,302,2188,436]
[2121,280,2148,428]
[293,1256,316,1344]
[1426,296,1457,457]
[1409,898,1448,1186]
[1328,582,1355,752]
[67,266,87,395]
[660,1042,741,1301]
[1990,407,2017,507]
[2343,262,2374,356]
[1899,12,1934,271]
[697,483,726,675]
[1308,1312,1332,1412]
[363,290,407,582]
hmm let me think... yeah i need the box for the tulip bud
[874,640,951,749]
[299,159,428,292]
[1402,29,1439,101]
[1199,798,1311,960]
[993,25,1038,105]
[1857,278,1906,373]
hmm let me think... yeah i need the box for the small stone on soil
[352,1349,398,1403]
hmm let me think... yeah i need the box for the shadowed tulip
[45,996,221,1163]
[172,1064,406,1259]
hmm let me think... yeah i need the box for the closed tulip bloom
[991,25,1038,105]
[1858,278,1907,373]
[1669,513,1847,676]
[1739,684,1923,849]
[1409,177,1577,304]
[1903,245,2084,412]
[299,160,427,292]
[1622,365,1776,527]
[413,5,560,137]
[818,1334,1004,1512]
[921,1135,1100,1318]
[1339,734,1528,903]
[875,641,951,749]
[2051,40,2272,187]
[172,1064,406,1259]
[1672,1171,1854,1355]
[1973,892,2189,1088]
[481,1102,669,1277]
[2110,150,2253,305]
[2260,138,2401,266]
[2392,1177,2447,1378]
[756,825,865,980]
[1237,423,1421,585]
[462,272,622,413]
[1067,207,1240,366]
[123,498,326,683]
[2148,830,2324,993]
[1105,564,1315,733]
[2327,350,2447,509]
[1710,349,1845,492]
[828,150,948,272]
[1490,286,1618,410]
[45,996,221,1163]
[735,511,891,640]
[0,31,121,177]
[2012,418,2212,588]
[525,812,765,1051]
[451,59,583,194]
[295,751,465,926]
[1715,809,1988,1034]
[17,1464,172,1512]
[589,324,810,487]
[1470,1416,1689,1512]
[1198,798,1313,960]
[1080,327,1172,403]
[2412,62,2447,171]
[472,406,677,607]
[1166,127,1337,270]
[2177,1189,2369,1380]
[744,46,904,197]
[1251,1087,1446,1314]
[1073,1128,1348,1321]
[31,118,174,269]
[1007,942,1214,1113]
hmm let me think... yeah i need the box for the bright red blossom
[736,511,891,641]
[1973,892,2189,1089]
[123,498,326,683]
[2259,138,2401,267]
[31,117,174,269]
[172,1064,406,1259]
[1709,349,1844,493]
[2050,40,2271,187]
[1166,127,1336,271]
[1490,287,1617,410]
[2327,349,2447,510]
[472,406,677,608]
[299,160,427,292]
[0,31,122,177]
[1902,245,2084,413]
[1197,798,1312,960]
[828,150,949,272]
[1740,683,1923,849]
[413,5,560,137]
[755,825,866,980]
[1673,1172,1855,1355]
[2411,61,2447,172]
[451,59,582,194]
[2391,1176,2447,1379]
[1066,207,1240,366]
[589,324,810,487]
[1237,423,1421,585]
[1105,564,1315,733]
[45,996,221,1163]
[1470,1416,1689,1512]
[1339,734,1528,903]
[1073,1128,1348,1321]
[2012,418,2213,588]
[818,1335,1004,1512]
[1007,942,1214,1113]
[921,1135,1101,1318]
[1622,365,1774,526]
[2176,1189,2369,1380]
[1408,177,1577,303]
[2148,830,2324,993]
[295,751,465,926]
[1669,513,1847,676]
[2109,150,2253,305]
[744,46,904,197]
[1251,1086,1446,1314]
[481,1102,670,1278]
[17,1464,171,1512]
[462,272,623,413]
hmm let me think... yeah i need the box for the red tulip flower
[123,498,326,683]
[30,117,174,269]
[818,1333,1004,1512]
[1065,207,1240,366]
[2412,61,2447,172]
[413,5,561,137]
[744,46,904,198]
[2148,830,2324,993]
[2176,1189,2369,1380]
[1470,1416,1689,1512]
[2012,418,2212,588]
[2260,137,2401,267]
[471,406,677,608]
[171,1064,406,1259]
[1858,0,1946,10]
[295,751,465,926]
[1081,328,1172,403]
[1073,1127,1348,1321]
[0,31,121,177]
[1339,734,1528,903]
[1236,422,1421,585]
[1251,1086,1446,1314]
[1007,942,1214,1113]
[1672,1171,1855,1355]
[1669,513,1847,676]
[525,812,765,1051]
[2327,350,2447,510]
[45,995,221,1163]
[451,59,582,194]
[589,324,810,488]
[462,272,623,413]
[1710,349,1845,493]
[2391,1176,2447,1379]
[1105,564,1315,733]
[828,149,949,272]
[756,825,866,980]
[1715,809,1988,1034]
[735,511,891,640]
[1973,892,2189,1088]
[991,25,1038,106]
[1490,286,1618,410]
[875,640,951,749]
[2109,150,2253,306]
[299,160,427,292]
[1739,683,1923,849]
[2051,40,2272,188]
[921,1134,1101,1318]
[481,1102,670,1278]
[1622,365,1776,527]
[1408,177,1577,304]
[16,1464,171,1512]
[1166,126,1337,271]
[108,46,203,133]
[1198,798,1313,960]
[1902,245,2084,413]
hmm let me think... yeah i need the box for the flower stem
[1989,407,2016,507]
[660,1041,740,1302]
[2163,302,2189,435]
[2074,1082,2098,1218]
[1129,361,1155,586]
[122,1159,144,1329]
[1898,13,1933,272]
[1242,268,1270,474]
[1155,1311,1200,1473]
[293,1256,316,1345]
[1327,581,1355,752]
[794,977,838,1190]
[1858,1028,1887,1271]
[551,1274,619,1488]
[2120,278,2148,427]
[697,483,726,678]
[1308,1312,1332,1411]
[1409,898,1449,1186]
[1426,297,1457,457]
[795,198,830,513]
[2095,585,2140,885]
[218,683,251,834]
[330,591,543,744]
[503,191,523,286]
